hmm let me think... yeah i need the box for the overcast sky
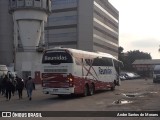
[109,0,160,59]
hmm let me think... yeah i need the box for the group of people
[0,75,35,101]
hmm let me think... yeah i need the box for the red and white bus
[41,48,122,97]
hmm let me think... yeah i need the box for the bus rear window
[42,51,73,64]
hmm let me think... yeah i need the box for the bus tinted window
[42,52,73,63]
[92,57,113,66]
[85,59,92,66]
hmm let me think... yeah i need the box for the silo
[0,0,14,66]
[9,0,51,79]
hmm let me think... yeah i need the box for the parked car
[133,73,141,79]
[119,74,126,80]
[126,72,135,79]
[120,72,141,80]
[120,72,131,80]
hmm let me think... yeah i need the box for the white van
[153,65,160,83]
[0,65,8,77]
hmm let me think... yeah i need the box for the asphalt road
[0,78,160,120]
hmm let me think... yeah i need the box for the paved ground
[0,78,160,120]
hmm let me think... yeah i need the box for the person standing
[16,76,24,99]
[1,75,7,96]
[26,76,35,100]
[11,79,16,96]
[5,75,14,101]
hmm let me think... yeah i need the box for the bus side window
[102,57,113,66]
[82,58,88,66]
[92,57,113,66]
[85,59,92,66]
[92,57,101,66]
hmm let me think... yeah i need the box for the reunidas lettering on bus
[41,48,122,97]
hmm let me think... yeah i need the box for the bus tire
[89,83,95,96]
[83,84,89,97]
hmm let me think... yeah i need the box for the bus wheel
[89,83,95,96]
[83,84,89,97]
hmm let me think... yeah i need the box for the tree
[118,46,124,62]
[118,47,152,71]
[118,46,124,54]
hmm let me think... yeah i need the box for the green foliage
[118,47,152,71]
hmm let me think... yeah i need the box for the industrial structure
[46,0,119,57]
[8,0,51,79]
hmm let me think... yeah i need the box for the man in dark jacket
[16,76,24,99]
[5,75,14,101]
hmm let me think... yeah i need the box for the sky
[108,0,160,59]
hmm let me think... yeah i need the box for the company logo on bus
[45,55,67,61]
[99,67,112,74]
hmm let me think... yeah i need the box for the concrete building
[46,0,119,58]
[0,0,14,66]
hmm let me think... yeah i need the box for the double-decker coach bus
[41,48,122,97]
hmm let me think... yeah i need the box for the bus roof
[45,47,118,61]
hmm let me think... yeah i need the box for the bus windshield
[42,51,73,64]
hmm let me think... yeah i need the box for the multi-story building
[46,0,119,57]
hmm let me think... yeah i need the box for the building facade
[0,0,14,66]
[46,0,119,57]
[132,59,160,77]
